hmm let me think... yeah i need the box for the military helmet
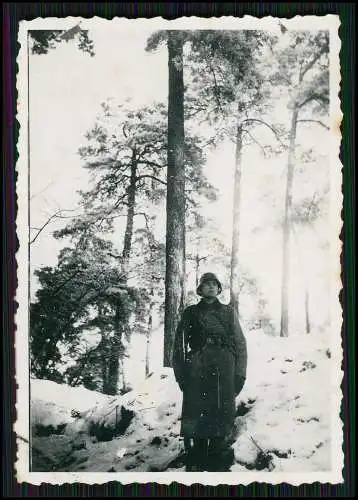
[196,272,222,296]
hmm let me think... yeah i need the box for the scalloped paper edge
[14,14,344,486]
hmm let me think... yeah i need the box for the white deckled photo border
[15,14,344,486]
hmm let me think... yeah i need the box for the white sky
[28,25,332,332]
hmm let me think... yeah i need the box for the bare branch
[297,119,329,130]
[30,210,62,244]
[134,212,151,228]
[136,143,167,163]
[242,130,268,157]
[137,160,166,170]
[241,118,286,148]
[49,213,83,220]
[136,174,167,186]
[299,46,328,83]
[122,123,129,139]
[30,181,55,201]
[297,93,329,110]
[187,254,209,263]
[185,105,206,120]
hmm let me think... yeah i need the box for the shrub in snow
[86,405,135,442]
[35,422,67,437]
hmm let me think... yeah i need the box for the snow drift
[30,329,334,473]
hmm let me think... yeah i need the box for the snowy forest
[26,22,339,474]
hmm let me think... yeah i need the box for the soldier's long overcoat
[172,298,248,438]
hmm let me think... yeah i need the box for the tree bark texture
[105,154,137,394]
[164,32,186,367]
[122,151,137,276]
[121,358,127,392]
[104,303,122,395]
[230,125,243,312]
[195,254,200,289]
[280,108,298,337]
[292,224,311,335]
[146,287,154,378]
[101,347,108,394]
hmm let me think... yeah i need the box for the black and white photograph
[15,15,343,485]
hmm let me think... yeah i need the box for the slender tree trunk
[101,347,108,394]
[292,224,311,335]
[230,124,243,312]
[280,107,299,337]
[120,359,127,392]
[106,154,137,394]
[303,195,318,335]
[145,287,154,378]
[305,289,311,334]
[195,253,200,288]
[164,31,185,367]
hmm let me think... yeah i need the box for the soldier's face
[201,280,219,297]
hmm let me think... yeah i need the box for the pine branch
[207,61,225,115]
[52,269,83,296]
[67,343,103,386]
[73,193,129,231]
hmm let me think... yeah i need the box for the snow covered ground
[30,329,335,473]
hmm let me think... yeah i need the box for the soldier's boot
[184,438,208,472]
[194,438,209,471]
[206,437,235,472]
[184,438,196,472]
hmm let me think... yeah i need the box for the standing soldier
[172,272,247,472]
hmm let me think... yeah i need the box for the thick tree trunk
[120,359,127,392]
[104,303,122,395]
[230,125,243,312]
[101,347,108,394]
[164,32,186,367]
[122,152,137,276]
[105,155,137,394]
[280,108,298,337]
